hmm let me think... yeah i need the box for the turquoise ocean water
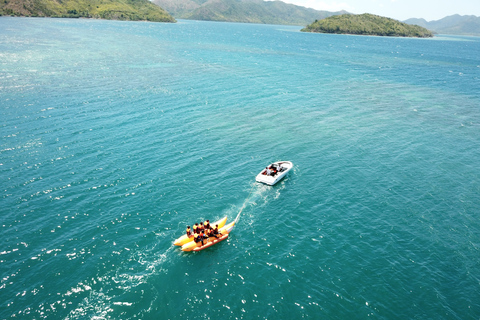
[1,17,479,319]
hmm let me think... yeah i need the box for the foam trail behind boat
[235,184,253,223]
[235,183,268,223]
[235,201,245,223]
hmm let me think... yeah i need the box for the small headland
[302,13,434,37]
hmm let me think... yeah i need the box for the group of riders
[186,220,222,246]
[263,163,283,177]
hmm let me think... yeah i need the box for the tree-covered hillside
[0,0,176,22]
[153,0,346,26]
[302,13,433,37]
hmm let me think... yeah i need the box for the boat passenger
[194,233,200,245]
[266,167,272,176]
[199,230,206,246]
[193,223,198,234]
[205,228,212,238]
[186,226,192,237]
[204,220,211,230]
[198,222,204,233]
[212,224,222,238]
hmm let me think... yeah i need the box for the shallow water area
[1,17,480,319]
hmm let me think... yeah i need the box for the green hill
[153,0,346,26]
[0,0,176,22]
[302,13,433,37]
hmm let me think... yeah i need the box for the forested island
[0,0,175,22]
[302,13,433,38]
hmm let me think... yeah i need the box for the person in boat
[194,233,201,245]
[212,224,222,238]
[199,230,207,246]
[267,166,276,176]
[186,226,192,237]
[194,231,204,246]
[266,167,272,176]
[198,221,205,233]
[204,220,211,230]
[205,228,212,238]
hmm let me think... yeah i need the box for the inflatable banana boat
[181,221,235,252]
[173,216,227,246]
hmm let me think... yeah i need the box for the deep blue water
[1,17,480,319]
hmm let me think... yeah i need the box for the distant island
[302,13,433,38]
[404,14,480,36]
[152,0,346,26]
[0,0,176,22]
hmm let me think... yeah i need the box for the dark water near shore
[1,17,479,319]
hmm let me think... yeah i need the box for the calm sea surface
[1,17,479,319]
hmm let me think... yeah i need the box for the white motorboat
[255,161,293,186]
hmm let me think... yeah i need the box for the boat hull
[173,216,227,246]
[193,233,229,252]
[255,161,293,186]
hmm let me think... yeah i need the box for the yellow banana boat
[173,216,227,246]
[181,221,235,252]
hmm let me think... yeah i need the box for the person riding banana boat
[204,220,211,230]
[214,227,221,237]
